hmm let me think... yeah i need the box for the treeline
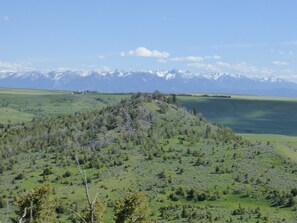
[13,183,151,223]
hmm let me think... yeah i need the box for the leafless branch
[75,154,96,223]
[92,192,99,205]
[69,208,87,223]
[19,207,27,223]
[29,201,33,223]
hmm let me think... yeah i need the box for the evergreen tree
[114,191,151,223]
[15,183,57,223]
[82,201,106,223]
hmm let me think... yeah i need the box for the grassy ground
[2,139,296,222]
[179,94,297,135]
[1,93,297,222]
[241,133,297,163]
[0,88,129,124]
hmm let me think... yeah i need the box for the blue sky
[1,0,297,81]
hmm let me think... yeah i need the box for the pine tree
[15,183,57,223]
[114,191,151,223]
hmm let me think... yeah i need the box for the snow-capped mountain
[1,69,297,97]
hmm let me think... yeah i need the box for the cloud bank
[272,61,289,66]
[0,61,31,73]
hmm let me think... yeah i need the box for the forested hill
[0,93,297,222]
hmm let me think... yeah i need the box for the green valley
[179,94,297,135]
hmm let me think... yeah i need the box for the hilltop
[0,92,297,222]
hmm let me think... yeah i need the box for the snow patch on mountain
[0,69,296,97]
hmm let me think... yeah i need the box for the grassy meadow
[0,88,129,124]
[241,133,297,163]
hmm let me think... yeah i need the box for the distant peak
[0,69,287,83]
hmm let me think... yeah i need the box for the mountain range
[1,69,297,97]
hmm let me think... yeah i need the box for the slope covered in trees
[0,92,297,222]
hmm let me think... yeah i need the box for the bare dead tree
[69,208,87,223]
[18,207,27,223]
[75,154,99,223]
[29,201,33,223]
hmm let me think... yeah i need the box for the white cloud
[204,55,222,60]
[188,61,232,72]
[212,43,259,49]
[188,60,273,76]
[281,40,297,46]
[1,16,10,22]
[187,62,220,72]
[162,16,173,21]
[213,55,222,60]
[215,61,230,67]
[55,67,74,72]
[270,49,294,56]
[0,61,31,72]
[98,66,111,72]
[125,47,170,58]
[273,61,289,66]
[171,56,204,62]
[278,69,297,83]
[233,62,268,74]
[171,55,221,62]
[157,58,167,63]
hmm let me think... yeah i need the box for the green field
[179,94,297,135]
[0,88,129,124]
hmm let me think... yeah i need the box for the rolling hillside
[0,93,297,222]
[1,88,297,136]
